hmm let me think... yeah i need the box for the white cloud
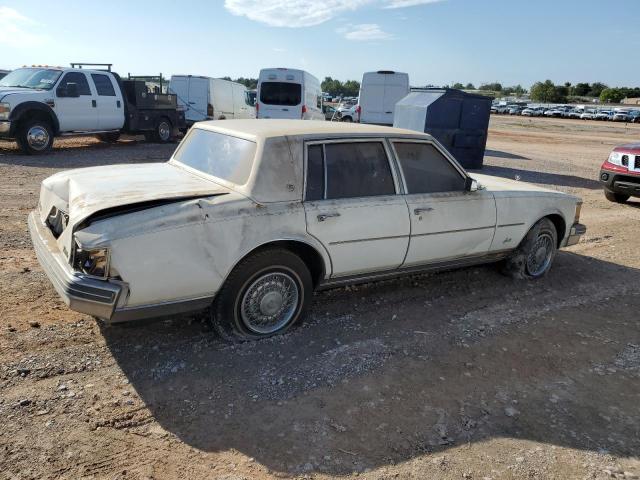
[0,6,47,48]
[224,0,370,28]
[384,0,444,8]
[224,0,443,27]
[340,23,392,41]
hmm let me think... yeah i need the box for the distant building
[622,97,640,105]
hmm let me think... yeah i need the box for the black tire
[16,118,53,155]
[146,117,172,143]
[500,218,558,280]
[604,190,629,203]
[96,132,121,143]
[341,116,353,123]
[211,249,313,342]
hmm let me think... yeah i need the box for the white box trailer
[358,71,409,125]
[256,68,324,120]
[169,75,255,126]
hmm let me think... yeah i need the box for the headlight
[73,242,110,278]
[608,151,623,166]
[0,103,10,121]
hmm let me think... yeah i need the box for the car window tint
[260,82,301,106]
[91,74,116,96]
[394,142,466,194]
[325,142,395,199]
[58,72,91,96]
[306,144,324,201]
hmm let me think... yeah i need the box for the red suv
[600,143,640,203]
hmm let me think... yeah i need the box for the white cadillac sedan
[29,120,586,340]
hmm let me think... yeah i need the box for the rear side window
[324,142,395,199]
[394,142,466,194]
[306,144,324,201]
[260,82,301,106]
[57,72,91,96]
[91,74,116,96]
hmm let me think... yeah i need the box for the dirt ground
[1,116,639,480]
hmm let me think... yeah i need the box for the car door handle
[91,100,97,108]
[317,212,341,222]
[414,207,434,215]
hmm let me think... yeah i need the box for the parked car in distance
[600,143,640,203]
[508,105,526,115]
[522,107,544,117]
[169,76,255,126]
[565,108,583,119]
[28,119,586,340]
[611,110,631,122]
[580,109,597,120]
[594,110,611,121]
[358,70,409,125]
[322,104,339,121]
[0,65,185,154]
[256,68,324,120]
[629,111,640,123]
[336,103,358,122]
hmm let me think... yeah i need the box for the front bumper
[600,167,640,197]
[28,211,123,319]
[0,120,11,136]
[565,222,587,247]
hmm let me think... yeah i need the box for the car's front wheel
[17,119,53,155]
[501,218,558,279]
[211,249,313,341]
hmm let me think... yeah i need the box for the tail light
[256,102,259,117]
[356,105,361,122]
[207,103,213,118]
[301,105,307,118]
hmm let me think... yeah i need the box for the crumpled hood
[39,162,229,228]
[0,86,46,101]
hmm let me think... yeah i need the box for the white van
[256,68,324,120]
[357,71,410,125]
[169,75,255,126]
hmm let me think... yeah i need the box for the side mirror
[465,177,479,192]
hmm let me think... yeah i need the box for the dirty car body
[29,119,586,340]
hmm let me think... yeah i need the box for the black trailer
[393,88,492,169]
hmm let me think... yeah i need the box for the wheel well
[545,214,566,247]
[250,241,326,287]
[16,110,54,131]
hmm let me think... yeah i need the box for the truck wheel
[604,190,629,203]
[145,117,173,143]
[17,119,53,155]
[500,218,558,280]
[96,132,120,143]
[210,249,313,342]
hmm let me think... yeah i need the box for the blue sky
[1,0,639,88]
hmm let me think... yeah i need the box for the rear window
[173,129,256,185]
[260,82,301,106]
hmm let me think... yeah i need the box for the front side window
[91,74,116,96]
[260,82,301,106]
[323,142,395,199]
[394,142,466,194]
[0,68,62,90]
[57,72,91,96]
[172,128,256,185]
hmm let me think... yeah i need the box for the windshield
[172,128,257,185]
[0,68,62,90]
[260,82,302,106]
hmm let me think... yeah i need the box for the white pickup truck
[0,64,185,154]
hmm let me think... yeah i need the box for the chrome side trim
[329,234,410,245]
[412,225,495,238]
[498,222,525,228]
[318,250,512,290]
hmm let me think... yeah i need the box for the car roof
[194,119,429,141]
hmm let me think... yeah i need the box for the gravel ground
[1,118,640,480]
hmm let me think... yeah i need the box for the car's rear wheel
[211,249,312,341]
[604,190,629,203]
[145,117,172,143]
[501,218,558,279]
